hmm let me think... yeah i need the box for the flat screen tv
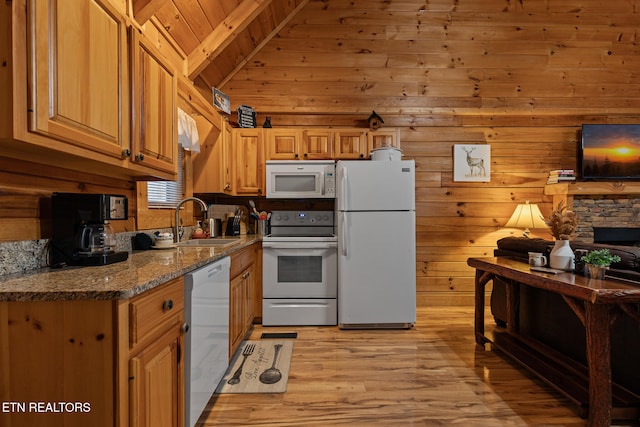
[580,124,640,180]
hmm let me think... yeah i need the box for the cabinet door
[229,272,246,357]
[130,29,178,177]
[233,129,264,195]
[221,122,233,193]
[244,265,256,330]
[267,129,301,160]
[129,328,184,427]
[368,128,400,151]
[30,0,128,159]
[334,129,368,159]
[302,129,333,159]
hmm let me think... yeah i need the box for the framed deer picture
[453,144,491,182]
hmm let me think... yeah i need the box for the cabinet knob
[257,188,262,194]
[180,322,190,334]
[121,149,131,159]
[359,153,364,158]
[162,299,174,311]
[135,153,145,161]
[303,153,308,158]
[224,184,231,191]
[294,153,299,159]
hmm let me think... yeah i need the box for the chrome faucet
[174,197,208,243]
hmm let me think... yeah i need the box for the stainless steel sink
[177,237,241,248]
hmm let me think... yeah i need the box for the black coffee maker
[50,193,129,267]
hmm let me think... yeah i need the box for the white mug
[528,252,547,267]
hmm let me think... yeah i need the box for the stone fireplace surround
[544,182,640,243]
[573,195,640,243]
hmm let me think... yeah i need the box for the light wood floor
[198,306,639,426]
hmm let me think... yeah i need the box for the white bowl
[155,237,174,247]
[371,147,402,161]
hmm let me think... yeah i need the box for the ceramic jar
[549,239,575,271]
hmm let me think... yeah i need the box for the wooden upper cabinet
[30,0,128,160]
[266,129,333,160]
[130,28,178,178]
[368,128,400,152]
[334,129,369,159]
[302,129,333,159]
[1,0,178,180]
[220,122,233,193]
[266,129,302,160]
[233,128,264,195]
[192,117,233,194]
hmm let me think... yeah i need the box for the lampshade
[505,201,548,237]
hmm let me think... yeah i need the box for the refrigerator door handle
[340,211,348,256]
[340,165,348,211]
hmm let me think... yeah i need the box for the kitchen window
[147,148,184,208]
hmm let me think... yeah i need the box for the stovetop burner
[266,210,335,239]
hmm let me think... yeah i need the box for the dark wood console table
[468,257,640,427]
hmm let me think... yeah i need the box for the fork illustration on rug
[227,343,255,385]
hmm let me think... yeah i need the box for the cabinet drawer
[129,278,184,348]
[230,244,257,279]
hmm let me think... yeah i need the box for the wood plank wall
[214,0,640,306]
[0,157,137,241]
[3,0,640,307]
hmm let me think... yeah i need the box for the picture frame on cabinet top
[453,144,491,182]
[213,87,231,114]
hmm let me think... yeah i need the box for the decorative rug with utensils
[215,340,294,394]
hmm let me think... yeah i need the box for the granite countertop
[0,236,260,302]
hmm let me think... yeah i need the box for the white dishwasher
[184,256,230,427]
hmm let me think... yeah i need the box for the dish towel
[177,108,200,153]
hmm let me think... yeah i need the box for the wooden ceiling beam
[132,0,165,25]
[187,0,273,80]
[218,0,310,89]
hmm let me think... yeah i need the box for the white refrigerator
[336,159,416,328]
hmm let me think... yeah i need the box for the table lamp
[505,201,548,237]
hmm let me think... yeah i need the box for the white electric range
[261,210,337,326]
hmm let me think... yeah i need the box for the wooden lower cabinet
[0,299,116,427]
[126,278,185,427]
[228,243,261,357]
[129,329,183,427]
[0,278,185,427]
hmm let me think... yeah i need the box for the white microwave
[266,160,336,199]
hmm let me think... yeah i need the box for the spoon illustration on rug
[259,343,283,384]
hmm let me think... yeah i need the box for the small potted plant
[580,249,621,279]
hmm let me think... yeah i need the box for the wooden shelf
[544,182,640,206]
[545,181,640,196]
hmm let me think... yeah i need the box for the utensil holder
[257,219,268,236]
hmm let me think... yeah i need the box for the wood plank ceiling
[138,0,308,90]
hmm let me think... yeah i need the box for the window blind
[147,148,184,208]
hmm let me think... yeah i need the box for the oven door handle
[262,241,337,250]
